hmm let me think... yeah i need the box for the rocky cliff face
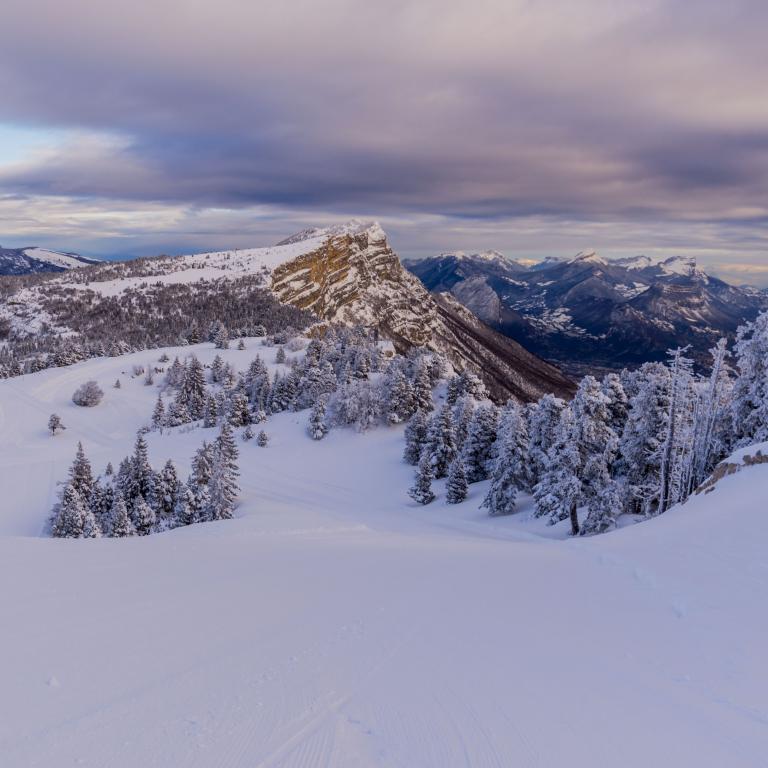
[270,223,573,402]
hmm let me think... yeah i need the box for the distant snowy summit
[0,246,99,276]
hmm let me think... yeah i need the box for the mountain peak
[277,219,386,247]
[658,255,700,277]
[569,250,606,266]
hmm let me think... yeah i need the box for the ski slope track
[1,343,767,766]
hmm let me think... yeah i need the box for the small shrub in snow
[72,381,104,407]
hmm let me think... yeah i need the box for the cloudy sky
[1,0,767,283]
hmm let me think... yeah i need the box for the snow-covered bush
[72,381,104,407]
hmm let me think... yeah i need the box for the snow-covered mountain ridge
[0,222,574,402]
[0,246,99,276]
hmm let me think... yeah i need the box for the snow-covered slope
[0,246,99,276]
[0,346,767,766]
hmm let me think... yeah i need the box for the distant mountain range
[405,250,768,374]
[0,246,99,276]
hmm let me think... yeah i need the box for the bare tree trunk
[570,501,580,536]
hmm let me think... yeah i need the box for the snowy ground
[1,342,768,766]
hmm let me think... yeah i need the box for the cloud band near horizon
[0,0,767,282]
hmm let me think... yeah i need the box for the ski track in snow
[1,340,768,766]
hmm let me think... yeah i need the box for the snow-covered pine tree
[237,339,246,351]
[68,442,95,507]
[408,452,435,505]
[191,441,214,486]
[383,366,416,424]
[214,324,230,350]
[179,356,207,419]
[109,493,136,537]
[173,482,196,526]
[128,432,156,508]
[569,375,619,529]
[657,348,696,514]
[461,404,499,483]
[412,360,434,414]
[203,393,218,428]
[275,346,286,364]
[166,397,192,427]
[308,397,329,440]
[48,413,65,435]
[482,401,528,517]
[51,484,87,538]
[445,458,468,504]
[207,422,240,520]
[618,362,670,516]
[242,424,255,441]
[451,395,476,452]
[228,389,251,427]
[165,357,185,388]
[89,476,114,532]
[732,310,768,447]
[403,409,429,465]
[257,430,269,447]
[533,408,582,534]
[424,404,457,479]
[527,394,566,487]
[156,460,181,523]
[580,478,623,536]
[151,394,165,430]
[131,494,156,536]
[600,373,629,436]
[211,354,224,383]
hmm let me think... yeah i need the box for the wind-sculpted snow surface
[0,344,767,765]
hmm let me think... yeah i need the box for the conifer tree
[527,394,566,487]
[156,460,181,522]
[68,442,95,507]
[412,360,434,414]
[445,458,468,504]
[228,390,251,427]
[109,493,136,537]
[618,362,670,516]
[131,494,156,535]
[51,484,88,538]
[424,404,457,479]
[732,310,768,447]
[203,393,218,428]
[580,478,622,535]
[151,394,165,430]
[403,409,428,465]
[533,408,583,534]
[451,396,475,452]
[179,356,207,419]
[408,452,435,505]
[257,430,269,447]
[211,354,224,383]
[207,423,240,520]
[242,424,255,441]
[191,441,214,486]
[308,397,329,440]
[461,404,499,483]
